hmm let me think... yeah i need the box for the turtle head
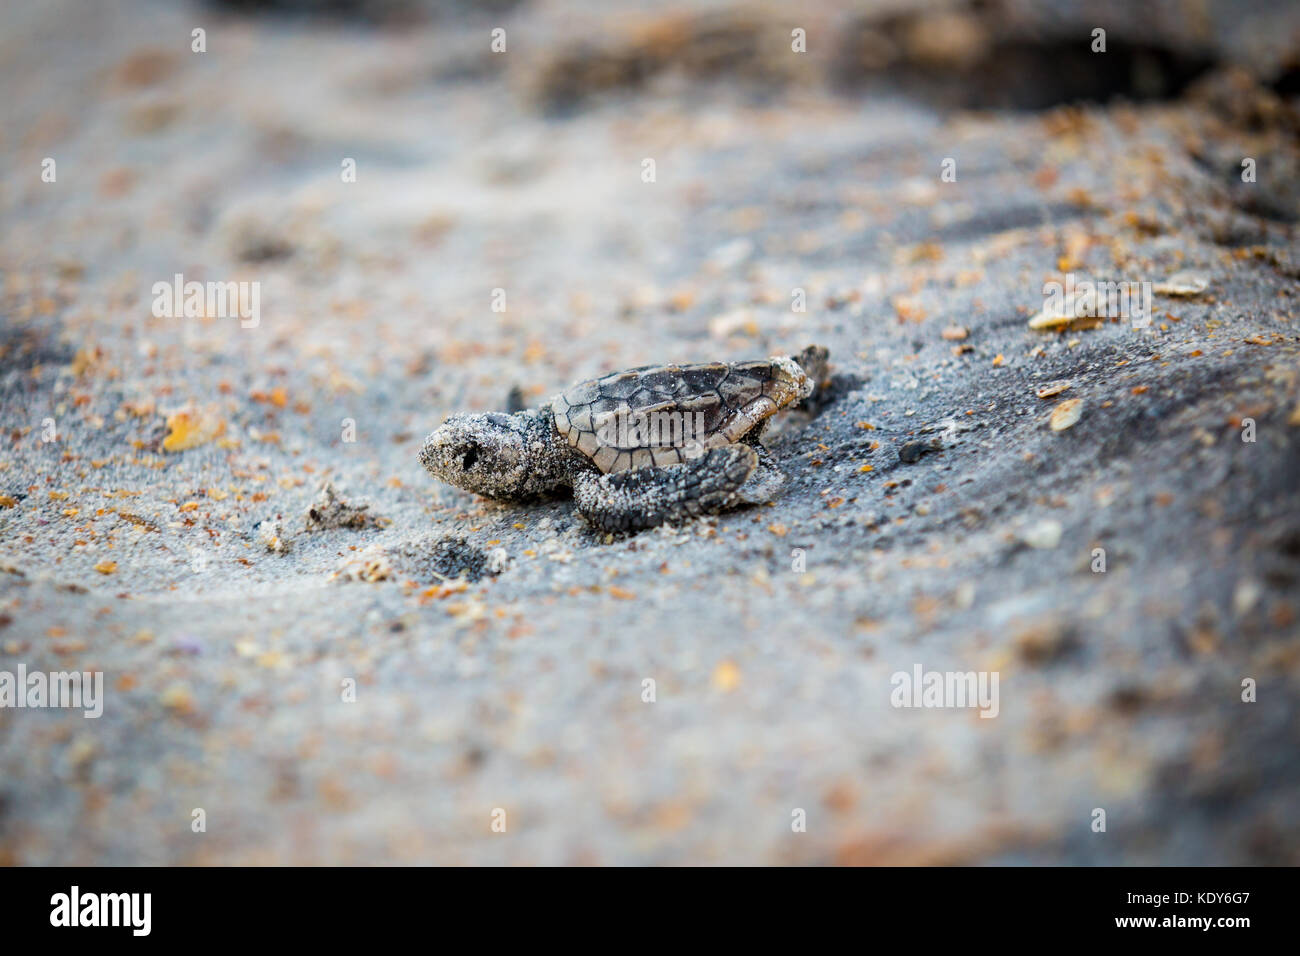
[419,410,561,500]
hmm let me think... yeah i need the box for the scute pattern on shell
[552,358,810,473]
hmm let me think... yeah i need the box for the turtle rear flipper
[733,441,787,505]
[574,445,757,532]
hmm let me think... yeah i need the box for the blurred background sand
[1,0,1299,864]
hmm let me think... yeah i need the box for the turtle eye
[460,444,479,470]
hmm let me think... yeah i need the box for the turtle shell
[551,357,810,473]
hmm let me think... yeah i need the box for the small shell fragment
[1036,381,1071,399]
[162,405,226,452]
[1153,270,1209,296]
[1049,398,1083,431]
[1028,309,1075,331]
[1027,291,1102,331]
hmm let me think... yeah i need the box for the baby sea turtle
[419,346,829,532]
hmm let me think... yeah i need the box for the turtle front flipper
[573,445,757,533]
[792,345,829,389]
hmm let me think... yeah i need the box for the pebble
[160,683,196,714]
[1153,270,1210,296]
[1233,579,1262,616]
[1023,519,1063,550]
[706,237,754,271]
[898,439,939,463]
[256,519,291,554]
